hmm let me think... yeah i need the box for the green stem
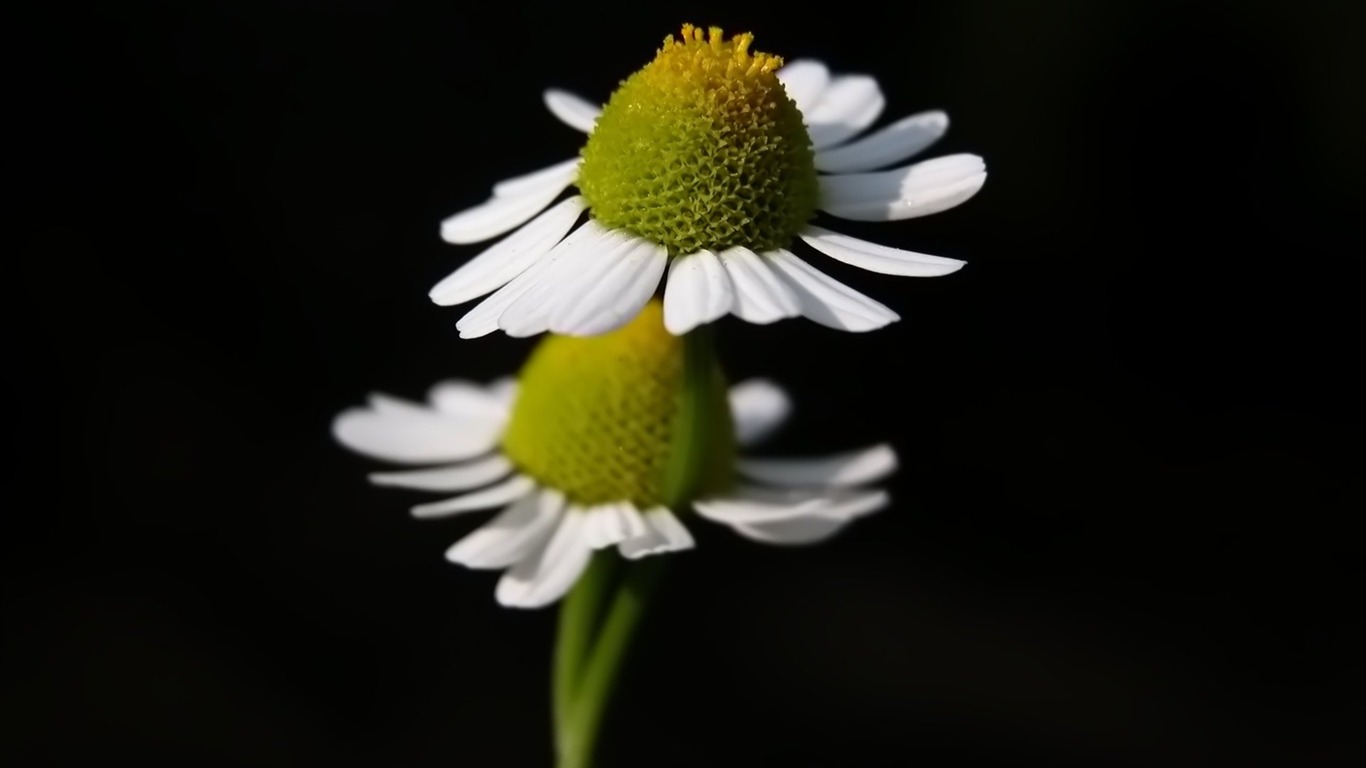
[552,326,718,768]
[557,558,664,768]
[553,552,616,741]
[660,325,717,508]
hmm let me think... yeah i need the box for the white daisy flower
[332,301,896,609]
[432,24,984,339]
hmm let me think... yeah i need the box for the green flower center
[501,301,735,508]
[576,25,819,256]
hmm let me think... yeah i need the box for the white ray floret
[430,196,586,307]
[798,226,965,277]
[813,110,949,173]
[439,159,580,245]
[333,378,894,608]
[774,59,829,113]
[542,89,601,133]
[717,246,802,326]
[818,153,988,222]
[801,75,885,150]
[663,249,734,334]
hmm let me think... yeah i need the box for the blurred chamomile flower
[432,24,984,338]
[332,301,896,608]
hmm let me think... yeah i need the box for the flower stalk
[552,326,721,768]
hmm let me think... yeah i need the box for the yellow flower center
[576,25,819,256]
[501,301,735,508]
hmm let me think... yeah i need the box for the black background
[7,1,1363,766]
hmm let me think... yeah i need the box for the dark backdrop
[7,1,1363,766]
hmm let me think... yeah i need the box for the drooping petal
[409,474,537,519]
[616,504,651,540]
[803,75,885,150]
[819,153,986,222]
[730,515,849,546]
[582,503,652,550]
[365,394,431,417]
[578,503,610,550]
[766,250,899,332]
[429,196,585,307]
[728,379,791,447]
[496,221,638,337]
[333,399,503,464]
[439,159,580,244]
[618,507,695,560]
[737,444,897,488]
[549,237,668,336]
[427,379,514,421]
[543,89,602,133]
[799,226,965,277]
[814,110,949,173]
[776,59,830,116]
[663,249,734,335]
[695,487,889,525]
[717,246,801,324]
[444,489,564,569]
[488,158,580,198]
[455,218,614,338]
[486,377,518,407]
[729,489,890,545]
[693,493,825,525]
[369,454,514,491]
[496,508,595,608]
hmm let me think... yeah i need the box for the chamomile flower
[432,24,984,338]
[332,301,896,608]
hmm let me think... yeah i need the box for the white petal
[742,486,890,520]
[455,218,607,338]
[618,507,695,560]
[496,220,633,337]
[717,247,801,324]
[333,400,502,463]
[646,508,694,548]
[365,393,429,417]
[814,110,949,173]
[579,504,619,550]
[695,488,888,525]
[427,379,512,420]
[776,58,830,115]
[496,509,594,608]
[445,489,564,569]
[804,75,885,150]
[731,515,850,546]
[799,225,965,277]
[409,474,537,519]
[821,489,891,519]
[737,444,897,488]
[439,159,580,244]
[728,379,791,446]
[582,502,651,550]
[549,237,668,337]
[819,153,986,222]
[663,250,734,335]
[543,89,601,133]
[727,484,888,511]
[766,250,899,332]
[694,494,825,525]
[490,158,582,198]
[369,454,514,491]
[617,504,650,540]
[487,377,518,406]
[429,196,585,307]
